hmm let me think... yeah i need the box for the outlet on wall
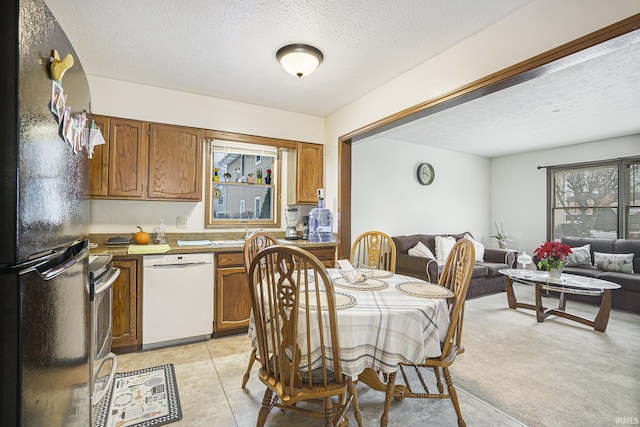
[176,217,189,228]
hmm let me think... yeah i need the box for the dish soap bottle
[156,219,166,244]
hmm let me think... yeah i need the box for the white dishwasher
[142,253,214,349]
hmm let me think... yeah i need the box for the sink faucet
[245,226,264,240]
[243,220,249,240]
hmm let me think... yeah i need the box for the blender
[284,208,300,240]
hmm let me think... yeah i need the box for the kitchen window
[547,156,640,240]
[205,136,282,228]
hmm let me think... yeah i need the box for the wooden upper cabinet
[289,142,323,204]
[89,115,110,197]
[89,116,204,201]
[147,124,203,201]
[108,118,147,198]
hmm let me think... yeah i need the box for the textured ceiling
[371,30,640,157]
[43,0,532,117]
[41,1,639,158]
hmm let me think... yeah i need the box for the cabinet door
[89,115,109,197]
[147,123,203,200]
[295,143,323,204]
[214,252,251,334]
[112,258,142,352]
[108,118,147,198]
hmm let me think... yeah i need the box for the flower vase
[548,266,562,279]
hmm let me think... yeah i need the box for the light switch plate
[176,217,189,228]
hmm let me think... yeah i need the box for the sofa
[555,236,640,313]
[392,232,516,299]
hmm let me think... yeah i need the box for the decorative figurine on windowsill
[235,167,242,182]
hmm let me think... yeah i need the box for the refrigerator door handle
[37,241,89,280]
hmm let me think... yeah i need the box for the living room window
[548,156,640,240]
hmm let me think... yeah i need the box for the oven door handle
[95,267,120,296]
[93,352,118,405]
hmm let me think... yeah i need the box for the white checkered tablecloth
[248,269,450,377]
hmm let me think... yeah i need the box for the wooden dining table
[248,267,452,426]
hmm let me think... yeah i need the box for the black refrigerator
[0,0,93,425]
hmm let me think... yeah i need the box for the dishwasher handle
[148,261,211,268]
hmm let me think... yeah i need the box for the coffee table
[499,268,621,332]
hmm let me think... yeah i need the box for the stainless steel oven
[89,254,120,410]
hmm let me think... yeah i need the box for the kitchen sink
[211,240,246,246]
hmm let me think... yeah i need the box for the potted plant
[213,167,219,181]
[247,173,255,184]
[533,241,572,279]
[256,168,262,184]
[265,168,272,184]
[224,172,232,181]
[491,222,512,249]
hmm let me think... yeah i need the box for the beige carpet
[455,285,640,426]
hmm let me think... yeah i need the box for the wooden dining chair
[248,245,363,427]
[241,232,279,388]
[393,238,475,427]
[350,230,397,272]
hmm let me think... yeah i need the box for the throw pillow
[435,235,456,265]
[463,233,485,262]
[593,252,635,274]
[564,244,593,268]
[408,241,436,259]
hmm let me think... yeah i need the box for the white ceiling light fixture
[276,44,324,78]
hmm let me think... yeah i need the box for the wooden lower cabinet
[112,257,142,353]
[213,246,336,336]
[214,252,251,336]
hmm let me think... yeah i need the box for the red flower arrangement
[266,169,272,174]
[533,241,572,271]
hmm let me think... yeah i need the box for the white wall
[87,77,324,234]
[491,134,640,255]
[352,138,491,242]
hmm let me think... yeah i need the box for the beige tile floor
[114,334,525,426]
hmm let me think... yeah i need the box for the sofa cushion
[564,244,593,268]
[440,264,489,279]
[615,239,640,274]
[561,236,615,255]
[563,266,603,278]
[594,252,635,274]
[393,235,436,255]
[435,235,456,264]
[479,262,511,277]
[596,272,640,293]
[408,241,435,259]
[464,233,485,262]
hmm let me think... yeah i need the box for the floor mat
[93,363,182,427]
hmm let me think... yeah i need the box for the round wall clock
[416,162,435,185]
[213,188,222,199]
